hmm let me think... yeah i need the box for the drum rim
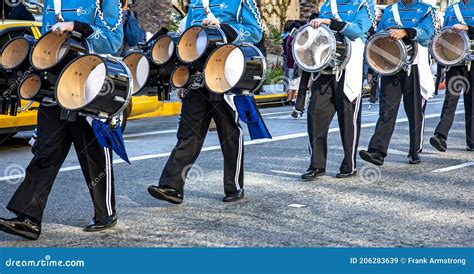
[203,43,265,94]
[430,27,469,67]
[365,31,407,76]
[292,24,337,73]
[29,31,91,71]
[0,36,30,70]
[123,51,151,95]
[18,74,42,100]
[170,65,190,88]
[150,34,178,66]
[176,25,227,64]
[55,54,133,118]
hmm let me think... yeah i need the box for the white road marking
[0,111,466,182]
[124,129,177,138]
[432,162,474,173]
[288,204,307,208]
[270,170,302,176]
[261,110,294,116]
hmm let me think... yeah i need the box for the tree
[299,0,321,20]
[260,0,292,31]
[129,0,172,33]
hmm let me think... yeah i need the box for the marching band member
[301,0,374,180]
[0,0,124,240]
[147,0,264,203]
[359,0,435,165]
[430,0,474,152]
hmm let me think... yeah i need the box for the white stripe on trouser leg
[418,98,427,153]
[351,95,361,172]
[104,148,113,216]
[224,94,243,191]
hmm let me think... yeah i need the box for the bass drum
[55,54,132,119]
[204,43,266,94]
[430,27,474,68]
[122,51,150,94]
[292,24,351,73]
[177,26,227,65]
[365,31,418,76]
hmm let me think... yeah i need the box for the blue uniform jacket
[319,0,375,42]
[443,0,474,28]
[42,0,124,54]
[185,0,264,44]
[377,0,435,47]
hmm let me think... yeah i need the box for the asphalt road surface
[0,94,472,247]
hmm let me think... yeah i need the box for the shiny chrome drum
[365,31,418,76]
[171,65,190,88]
[292,24,351,73]
[177,26,227,64]
[18,74,54,103]
[0,35,35,70]
[204,43,266,94]
[30,31,90,72]
[430,27,474,68]
[123,52,150,94]
[56,55,132,118]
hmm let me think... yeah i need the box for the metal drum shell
[204,43,266,94]
[430,27,473,68]
[292,24,351,73]
[177,26,227,66]
[29,31,91,74]
[55,54,132,119]
[18,73,54,103]
[365,31,418,76]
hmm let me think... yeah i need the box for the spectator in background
[286,21,302,105]
[281,20,293,95]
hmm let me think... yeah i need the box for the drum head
[151,35,176,65]
[56,55,107,110]
[204,44,245,94]
[178,26,208,63]
[1,37,29,69]
[19,74,41,100]
[123,52,150,94]
[293,24,335,72]
[171,66,189,88]
[31,32,69,70]
[432,28,467,66]
[366,33,405,75]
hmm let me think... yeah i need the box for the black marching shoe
[84,213,117,232]
[430,135,447,152]
[467,146,474,151]
[148,185,183,204]
[0,215,41,240]
[336,170,357,178]
[301,168,326,181]
[359,150,384,166]
[408,154,421,164]
[223,189,244,203]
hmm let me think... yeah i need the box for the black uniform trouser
[308,72,362,173]
[435,66,474,147]
[7,105,115,222]
[295,71,311,112]
[368,66,427,157]
[159,88,244,195]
